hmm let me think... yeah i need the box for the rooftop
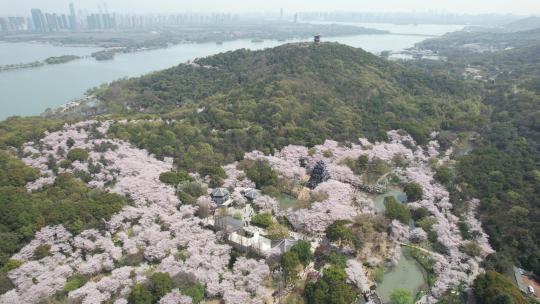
[244,188,261,200]
[211,187,229,197]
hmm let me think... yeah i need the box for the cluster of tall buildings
[0,3,80,33]
[0,3,246,33]
[29,4,79,32]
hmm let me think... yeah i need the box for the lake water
[372,187,408,213]
[376,248,427,303]
[0,23,464,120]
[0,42,101,66]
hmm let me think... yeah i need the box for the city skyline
[1,0,540,16]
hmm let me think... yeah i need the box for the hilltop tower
[314,33,321,44]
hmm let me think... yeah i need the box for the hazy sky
[1,0,540,15]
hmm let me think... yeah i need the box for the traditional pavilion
[211,188,233,206]
[244,188,262,201]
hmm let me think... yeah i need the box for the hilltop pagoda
[314,34,321,44]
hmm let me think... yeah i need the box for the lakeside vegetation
[44,55,80,65]
[0,22,387,49]
[0,54,81,72]
[91,50,117,61]
[0,61,44,72]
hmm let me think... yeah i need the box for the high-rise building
[45,13,59,32]
[0,18,8,32]
[69,3,77,30]
[7,17,26,32]
[31,8,47,32]
[26,17,34,31]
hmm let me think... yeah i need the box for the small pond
[277,193,309,210]
[376,248,428,303]
[372,187,407,213]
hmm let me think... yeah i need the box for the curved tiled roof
[211,187,229,197]
[244,188,261,199]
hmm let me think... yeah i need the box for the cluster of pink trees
[257,131,495,302]
[345,259,370,292]
[390,220,410,243]
[220,257,271,303]
[222,163,255,189]
[287,180,358,234]
[68,266,145,304]
[158,290,193,304]
[5,122,497,304]
[245,150,306,182]
[409,227,428,243]
[2,121,273,304]
[398,165,493,302]
[252,194,279,214]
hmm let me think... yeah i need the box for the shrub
[178,181,206,205]
[159,171,191,186]
[390,288,414,304]
[66,137,75,148]
[411,207,430,221]
[458,221,471,240]
[34,244,51,260]
[0,273,14,295]
[182,282,205,303]
[323,150,333,158]
[244,159,278,189]
[290,240,313,266]
[1,259,23,272]
[417,217,437,232]
[251,213,273,228]
[461,241,482,257]
[159,171,178,185]
[404,182,423,202]
[435,165,452,185]
[150,272,173,299]
[59,159,72,168]
[304,265,355,304]
[356,155,369,173]
[67,148,89,162]
[281,251,301,282]
[128,283,153,304]
[93,141,118,152]
[325,220,354,245]
[384,196,411,224]
[266,223,289,240]
[63,274,88,293]
[178,192,196,205]
[310,191,328,202]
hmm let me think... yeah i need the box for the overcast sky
[1,0,539,15]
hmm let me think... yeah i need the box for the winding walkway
[398,242,437,256]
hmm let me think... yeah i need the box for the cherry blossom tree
[345,259,369,292]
